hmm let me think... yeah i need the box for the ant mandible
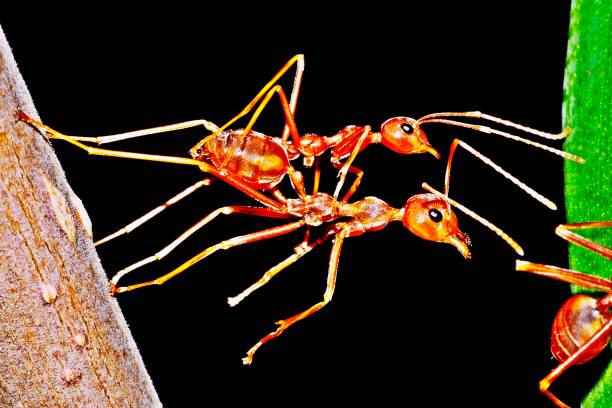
[517,222,612,408]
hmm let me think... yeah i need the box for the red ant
[18,54,581,222]
[104,173,522,365]
[517,222,612,408]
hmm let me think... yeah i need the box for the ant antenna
[417,114,584,163]
[422,182,524,255]
[446,140,557,210]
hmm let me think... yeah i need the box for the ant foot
[109,281,119,296]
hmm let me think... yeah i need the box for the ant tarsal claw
[109,281,118,296]
[227,296,240,307]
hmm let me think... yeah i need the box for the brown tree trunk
[0,26,161,407]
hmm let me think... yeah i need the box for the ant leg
[444,138,557,209]
[228,226,337,306]
[555,222,612,260]
[202,55,304,144]
[95,178,213,246]
[417,111,568,140]
[114,219,306,294]
[516,261,612,292]
[312,156,322,194]
[331,158,363,203]
[199,80,307,199]
[417,117,583,163]
[20,113,283,209]
[17,111,218,145]
[332,126,371,200]
[110,206,293,292]
[340,167,363,203]
[209,83,303,169]
[191,55,305,164]
[269,188,288,205]
[211,81,310,200]
[538,319,612,408]
[286,165,307,200]
[243,228,348,365]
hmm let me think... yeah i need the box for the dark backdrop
[4,3,606,406]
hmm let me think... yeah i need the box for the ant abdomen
[551,294,612,364]
[194,129,291,190]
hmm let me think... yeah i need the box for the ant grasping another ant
[17,55,584,364]
[517,222,612,408]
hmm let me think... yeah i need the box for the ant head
[380,117,440,158]
[402,193,471,259]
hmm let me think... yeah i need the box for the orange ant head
[402,193,471,259]
[380,117,440,158]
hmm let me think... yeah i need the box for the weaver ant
[19,55,581,220]
[517,222,612,408]
[100,170,523,366]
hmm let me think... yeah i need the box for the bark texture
[0,25,161,407]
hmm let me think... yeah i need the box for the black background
[4,3,608,407]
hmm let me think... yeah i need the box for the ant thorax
[337,197,400,234]
[286,193,340,226]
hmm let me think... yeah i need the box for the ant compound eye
[401,123,414,134]
[428,209,443,223]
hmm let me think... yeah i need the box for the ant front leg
[516,261,612,295]
[243,227,348,365]
[331,126,371,201]
[555,222,612,260]
[331,158,364,203]
[515,225,612,299]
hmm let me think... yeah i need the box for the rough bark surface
[0,26,161,407]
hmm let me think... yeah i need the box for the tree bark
[0,26,161,407]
